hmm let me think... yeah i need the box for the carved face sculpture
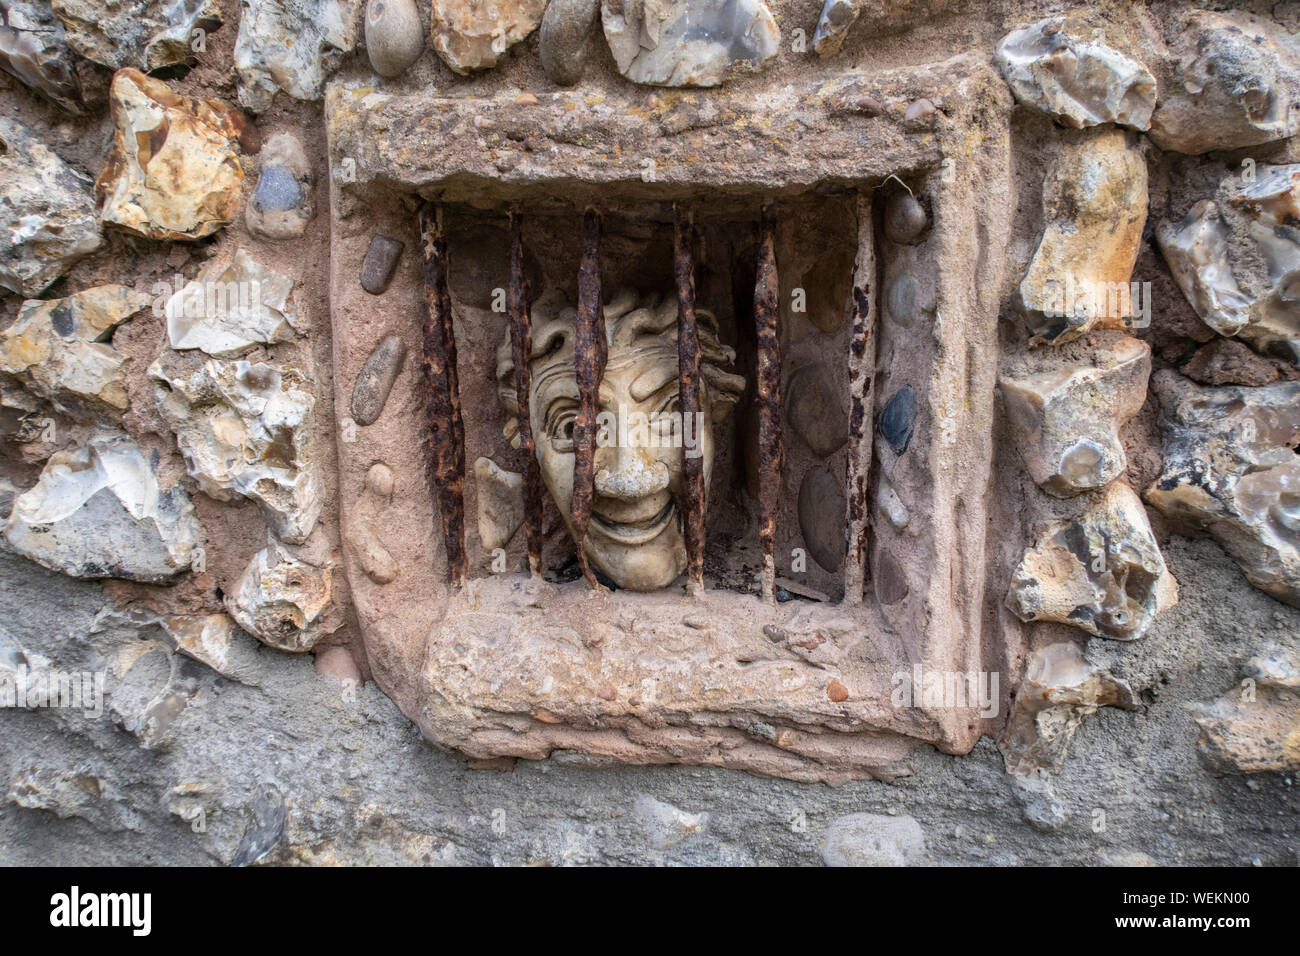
[499,289,745,590]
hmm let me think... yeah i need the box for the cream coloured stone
[161,613,264,685]
[429,0,545,75]
[364,0,422,77]
[95,68,247,241]
[166,249,300,357]
[150,353,321,544]
[226,543,341,652]
[347,462,398,585]
[4,433,202,582]
[1156,200,1252,338]
[474,456,525,553]
[1007,482,1177,640]
[233,0,364,111]
[1191,647,1300,774]
[0,284,151,415]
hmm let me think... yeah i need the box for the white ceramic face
[530,342,717,590]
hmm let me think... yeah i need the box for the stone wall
[0,0,1296,864]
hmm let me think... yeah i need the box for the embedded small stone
[826,678,848,702]
[539,0,598,87]
[474,457,526,552]
[1149,11,1300,155]
[886,274,918,327]
[634,794,706,849]
[430,0,546,75]
[884,193,928,244]
[161,614,264,685]
[1180,338,1282,387]
[874,550,908,605]
[785,361,847,458]
[0,117,103,296]
[0,0,87,112]
[1020,129,1147,343]
[903,98,935,122]
[347,521,397,584]
[999,337,1151,497]
[601,0,779,88]
[246,133,313,240]
[995,17,1156,130]
[226,543,342,652]
[166,249,300,356]
[1007,482,1178,640]
[812,0,861,59]
[360,234,404,294]
[797,465,845,573]
[95,68,248,241]
[878,385,917,455]
[1192,647,1300,774]
[4,433,203,583]
[822,813,925,867]
[351,334,407,426]
[1155,200,1251,338]
[1144,371,1300,607]
[234,0,366,111]
[51,0,223,71]
[366,462,394,498]
[365,0,423,78]
[876,477,910,530]
[0,284,151,414]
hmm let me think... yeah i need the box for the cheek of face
[531,403,575,525]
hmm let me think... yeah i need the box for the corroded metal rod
[844,193,877,605]
[508,212,543,577]
[674,206,705,593]
[755,210,782,604]
[572,207,608,589]
[418,203,466,586]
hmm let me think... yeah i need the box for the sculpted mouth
[589,498,677,545]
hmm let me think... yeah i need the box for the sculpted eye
[547,406,577,452]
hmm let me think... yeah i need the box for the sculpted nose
[594,445,669,500]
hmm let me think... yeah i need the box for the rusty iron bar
[418,202,467,587]
[508,212,544,577]
[754,209,782,603]
[844,193,877,605]
[674,206,705,593]
[572,207,608,589]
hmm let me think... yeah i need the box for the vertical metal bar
[508,212,543,577]
[754,209,782,604]
[844,193,877,605]
[674,206,705,593]
[572,207,607,589]
[418,202,466,586]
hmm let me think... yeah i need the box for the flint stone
[1192,647,1300,774]
[51,0,222,71]
[95,68,247,241]
[1156,200,1252,338]
[1007,482,1178,640]
[822,813,925,866]
[1149,11,1300,155]
[1180,338,1283,387]
[0,117,103,296]
[601,0,779,88]
[0,0,87,112]
[364,0,422,78]
[234,0,365,111]
[1144,371,1300,607]
[878,384,916,456]
[161,613,264,685]
[166,249,300,356]
[226,543,341,652]
[430,0,545,75]
[539,0,597,86]
[4,433,202,582]
[995,17,1156,130]
[360,234,404,294]
[812,0,861,59]
[351,333,407,426]
[246,133,313,240]
[0,284,151,415]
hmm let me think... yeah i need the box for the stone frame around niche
[325,55,1021,783]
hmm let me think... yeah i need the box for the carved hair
[497,288,747,436]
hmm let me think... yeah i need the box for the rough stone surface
[539,0,597,86]
[1180,338,1284,388]
[234,0,365,111]
[161,613,265,686]
[150,352,322,544]
[363,0,422,78]
[1007,482,1178,640]
[999,337,1151,497]
[1149,11,1300,155]
[51,0,222,71]
[4,433,202,582]
[430,0,545,75]
[0,0,87,112]
[601,0,779,87]
[246,133,314,240]
[95,68,247,241]
[0,117,102,296]
[1191,646,1300,774]
[1145,371,1300,608]
[0,284,151,415]
[165,249,300,356]
[821,812,925,866]
[226,543,341,652]
[812,0,861,59]
[1021,129,1147,343]
[995,17,1156,130]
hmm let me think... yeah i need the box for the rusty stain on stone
[754,210,781,603]
[674,205,704,593]
[508,211,543,577]
[418,203,466,587]
[572,207,608,589]
[845,193,877,605]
